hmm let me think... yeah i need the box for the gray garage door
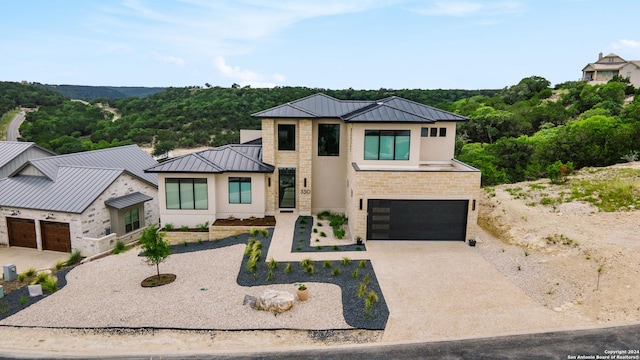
[367,199,468,241]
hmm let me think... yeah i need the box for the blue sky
[1,0,639,89]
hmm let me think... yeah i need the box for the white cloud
[213,56,284,88]
[413,1,522,17]
[612,39,640,50]
[153,53,185,66]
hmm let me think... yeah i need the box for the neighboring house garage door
[41,221,71,252]
[367,199,468,241]
[7,217,37,249]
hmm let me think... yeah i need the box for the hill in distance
[37,83,165,100]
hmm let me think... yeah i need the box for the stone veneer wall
[163,225,272,244]
[346,168,481,242]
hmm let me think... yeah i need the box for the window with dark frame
[421,128,429,137]
[439,127,447,137]
[430,128,438,137]
[124,208,140,233]
[318,124,340,156]
[165,178,208,209]
[278,124,296,150]
[364,130,410,160]
[229,177,252,204]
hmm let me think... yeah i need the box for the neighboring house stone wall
[0,147,54,178]
[0,207,82,251]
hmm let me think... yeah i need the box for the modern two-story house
[146,94,481,242]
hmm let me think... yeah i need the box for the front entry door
[279,168,296,209]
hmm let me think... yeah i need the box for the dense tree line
[455,77,640,185]
[0,81,66,114]
[37,84,165,100]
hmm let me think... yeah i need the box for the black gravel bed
[238,230,388,330]
[0,266,73,322]
[291,216,366,253]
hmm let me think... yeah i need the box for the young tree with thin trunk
[139,224,171,278]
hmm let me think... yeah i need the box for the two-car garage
[367,199,469,241]
[6,217,71,252]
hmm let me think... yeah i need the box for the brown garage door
[41,221,71,252]
[7,217,37,249]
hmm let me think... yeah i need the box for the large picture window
[278,124,295,150]
[318,124,340,156]
[229,177,252,204]
[364,130,410,160]
[124,208,140,233]
[165,178,208,209]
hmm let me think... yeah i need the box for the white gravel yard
[0,244,350,330]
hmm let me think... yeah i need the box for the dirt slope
[477,161,640,325]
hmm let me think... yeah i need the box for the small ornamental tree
[139,224,171,278]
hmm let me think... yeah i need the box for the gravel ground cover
[290,216,366,253]
[0,227,388,330]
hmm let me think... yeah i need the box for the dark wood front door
[41,221,71,252]
[7,217,37,249]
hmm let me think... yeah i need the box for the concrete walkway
[0,247,67,278]
[267,214,582,342]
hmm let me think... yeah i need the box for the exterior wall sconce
[10,210,20,216]
[304,178,307,188]
[472,200,476,211]
[268,178,271,187]
[359,199,363,210]
[45,213,55,220]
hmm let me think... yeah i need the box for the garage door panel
[7,217,37,248]
[42,221,71,252]
[368,199,468,241]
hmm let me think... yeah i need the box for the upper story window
[364,130,410,160]
[165,178,208,210]
[229,177,252,204]
[421,127,446,137]
[318,124,340,156]
[278,124,295,150]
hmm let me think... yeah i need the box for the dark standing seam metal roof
[251,93,468,123]
[0,166,124,213]
[105,192,153,209]
[145,144,274,174]
[25,144,158,186]
[0,141,56,169]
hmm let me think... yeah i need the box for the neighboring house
[582,52,640,87]
[147,93,481,242]
[0,141,57,178]
[0,145,159,255]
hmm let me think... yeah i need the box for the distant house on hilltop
[582,52,640,87]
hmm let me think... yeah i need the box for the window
[229,177,252,204]
[627,72,632,79]
[421,128,429,137]
[318,124,340,156]
[278,124,295,150]
[439,127,447,137]
[364,130,410,160]
[124,208,140,233]
[430,128,438,137]
[165,178,208,209]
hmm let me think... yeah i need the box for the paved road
[6,110,25,141]
[2,323,637,359]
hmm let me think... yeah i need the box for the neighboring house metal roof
[105,191,153,209]
[0,166,125,213]
[145,144,274,174]
[0,141,56,169]
[251,93,468,122]
[22,145,157,186]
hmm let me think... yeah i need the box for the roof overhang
[105,192,153,209]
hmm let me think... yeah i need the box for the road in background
[6,110,25,141]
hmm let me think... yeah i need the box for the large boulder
[255,289,295,313]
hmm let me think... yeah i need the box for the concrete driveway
[0,247,67,278]
[365,241,581,342]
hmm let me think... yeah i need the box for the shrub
[197,239,203,245]
[31,272,49,285]
[41,275,58,293]
[358,260,367,268]
[351,269,359,278]
[250,228,260,237]
[547,160,574,184]
[260,229,269,238]
[363,273,370,285]
[300,217,307,224]
[112,240,126,254]
[342,257,351,266]
[25,268,37,277]
[19,295,27,306]
[364,290,379,310]
[65,250,83,266]
[332,245,339,251]
[183,241,188,247]
[284,263,292,273]
[357,282,367,298]
[17,273,27,282]
[320,232,327,237]
[333,228,345,239]
[323,260,332,268]
[268,258,278,270]
[55,260,65,270]
[180,225,189,231]
[164,223,174,231]
[331,268,341,276]
[196,221,209,231]
[313,228,318,233]
[266,269,274,281]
